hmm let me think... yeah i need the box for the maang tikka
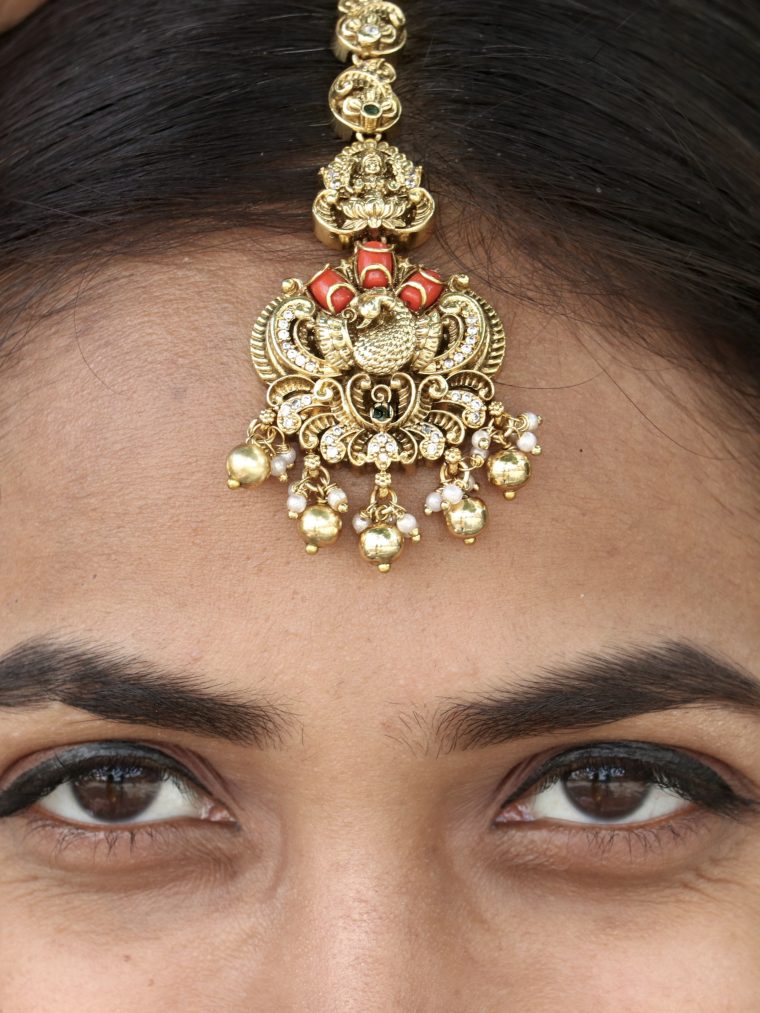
[226,1,543,572]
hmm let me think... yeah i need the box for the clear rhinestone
[444,359,453,369]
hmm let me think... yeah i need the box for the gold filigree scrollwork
[329,59,401,138]
[334,1,406,61]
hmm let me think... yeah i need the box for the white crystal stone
[443,359,453,368]
[271,455,289,476]
[287,493,307,514]
[454,353,464,363]
[425,490,443,512]
[306,361,317,372]
[522,411,540,431]
[352,513,370,533]
[517,431,538,452]
[296,354,306,367]
[442,483,464,504]
[327,487,347,509]
[397,513,418,535]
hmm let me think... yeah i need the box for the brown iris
[71,765,163,823]
[562,763,651,820]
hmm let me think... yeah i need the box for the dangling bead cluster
[224,0,545,571]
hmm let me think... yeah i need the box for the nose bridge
[268,810,443,1012]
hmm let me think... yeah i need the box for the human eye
[495,740,756,830]
[0,741,236,869]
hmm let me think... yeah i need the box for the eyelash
[0,739,756,871]
[497,740,756,823]
[0,742,217,822]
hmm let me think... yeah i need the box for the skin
[0,0,46,31]
[0,235,758,1011]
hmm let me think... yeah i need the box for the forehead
[0,245,756,710]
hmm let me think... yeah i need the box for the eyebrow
[0,638,293,746]
[434,640,760,751]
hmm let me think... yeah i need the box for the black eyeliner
[500,740,756,819]
[0,741,206,820]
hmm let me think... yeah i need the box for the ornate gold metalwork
[313,139,435,248]
[225,0,544,570]
[329,59,401,138]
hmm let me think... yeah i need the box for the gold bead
[503,490,517,501]
[359,523,404,569]
[487,449,531,489]
[444,496,488,540]
[299,504,342,550]
[226,443,270,487]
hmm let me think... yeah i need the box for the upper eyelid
[498,740,731,809]
[0,742,208,819]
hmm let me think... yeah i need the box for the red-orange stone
[398,269,445,311]
[357,241,395,289]
[308,267,356,313]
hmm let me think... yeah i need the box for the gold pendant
[225,4,543,571]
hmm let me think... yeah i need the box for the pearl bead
[282,447,297,465]
[271,455,289,476]
[425,491,443,512]
[471,429,491,451]
[327,487,348,510]
[397,513,418,535]
[286,493,307,514]
[352,513,370,534]
[442,483,464,504]
[522,412,540,432]
[516,432,537,453]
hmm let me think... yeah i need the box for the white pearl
[442,483,464,504]
[471,429,491,451]
[516,432,537,453]
[282,447,297,465]
[286,493,307,514]
[522,412,540,432]
[271,455,289,476]
[425,491,443,512]
[352,513,370,533]
[327,487,347,510]
[397,513,418,535]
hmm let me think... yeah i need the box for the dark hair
[1,1,758,420]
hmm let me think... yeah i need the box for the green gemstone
[362,102,382,118]
[371,403,393,421]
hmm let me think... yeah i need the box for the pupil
[562,763,650,820]
[71,765,162,823]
